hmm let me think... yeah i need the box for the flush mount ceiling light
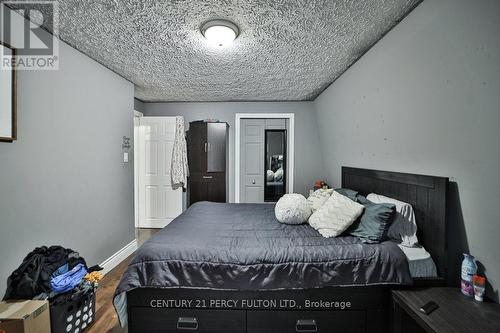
[201,19,239,47]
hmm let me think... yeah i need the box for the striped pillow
[306,188,333,212]
[309,191,365,238]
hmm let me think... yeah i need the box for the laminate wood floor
[86,228,159,333]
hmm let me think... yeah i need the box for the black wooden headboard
[341,166,449,280]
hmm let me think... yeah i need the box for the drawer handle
[296,319,317,332]
[202,176,213,179]
[177,317,198,330]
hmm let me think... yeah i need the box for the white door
[138,117,182,228]
[240,119,265,202]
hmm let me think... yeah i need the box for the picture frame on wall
[0,41,17,142]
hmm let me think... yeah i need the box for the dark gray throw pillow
[345,195,396,244]
[334,188,358,201]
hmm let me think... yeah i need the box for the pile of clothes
[3,246,103,303]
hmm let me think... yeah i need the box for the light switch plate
[123,152,129,163]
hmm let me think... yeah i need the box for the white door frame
[235,113,295,203]
[133,110,143,228]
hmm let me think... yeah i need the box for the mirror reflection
[265,130,286,202]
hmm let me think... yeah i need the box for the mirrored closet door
[239,118,289,203]
[264,130,286,202]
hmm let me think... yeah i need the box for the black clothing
[3,246,86,300]
[87,265,103,273]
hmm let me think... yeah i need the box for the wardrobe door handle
[296,319,317,332]
[203,175,213,179]
[177,317,198,330]
[204,142,207,152]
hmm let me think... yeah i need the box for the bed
[115,167,448,333]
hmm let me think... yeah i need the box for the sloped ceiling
[5,0,420,101]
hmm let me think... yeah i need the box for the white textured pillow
[308,191,365,238]
[274,168,284,182]
[367,193,418,247]
[275,194,312,224]
[306,188,333,212]
[266,169,275,182]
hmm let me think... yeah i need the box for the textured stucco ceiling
[5,0,420,101]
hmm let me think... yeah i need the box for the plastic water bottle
[461,253,477,296]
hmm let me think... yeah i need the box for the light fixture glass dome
[201,20,239,47]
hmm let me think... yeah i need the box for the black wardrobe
[187,121,229,206]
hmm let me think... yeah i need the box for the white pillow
[275,194,312,224]
[366,193,418,247]
[274,168,284,182]
[308,191,365,238]
[266,169,275,182]
[306,188,333,212]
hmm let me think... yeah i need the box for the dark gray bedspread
[114,202,412,324]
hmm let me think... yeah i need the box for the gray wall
[143,102,325,202]
[314,0,500,301]
[0,5,135,297]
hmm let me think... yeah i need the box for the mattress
[398,244,438,278]
[114,201,412,325]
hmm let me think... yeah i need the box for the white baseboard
[138,219,173,229]
[100,239,138,275]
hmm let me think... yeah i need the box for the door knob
[252,180,256,184]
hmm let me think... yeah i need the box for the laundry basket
[49,287,96,333]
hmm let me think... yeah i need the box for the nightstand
[392,287,500,333]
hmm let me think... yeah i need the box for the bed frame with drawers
[127,166,449,333]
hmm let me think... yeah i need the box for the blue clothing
[50,263,87,293]
[51,263,69,279]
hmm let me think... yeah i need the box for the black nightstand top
[392,287,500,333]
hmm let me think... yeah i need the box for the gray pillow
[334,188,358,201]
[345,195,396,243]
[367,193,418,247]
